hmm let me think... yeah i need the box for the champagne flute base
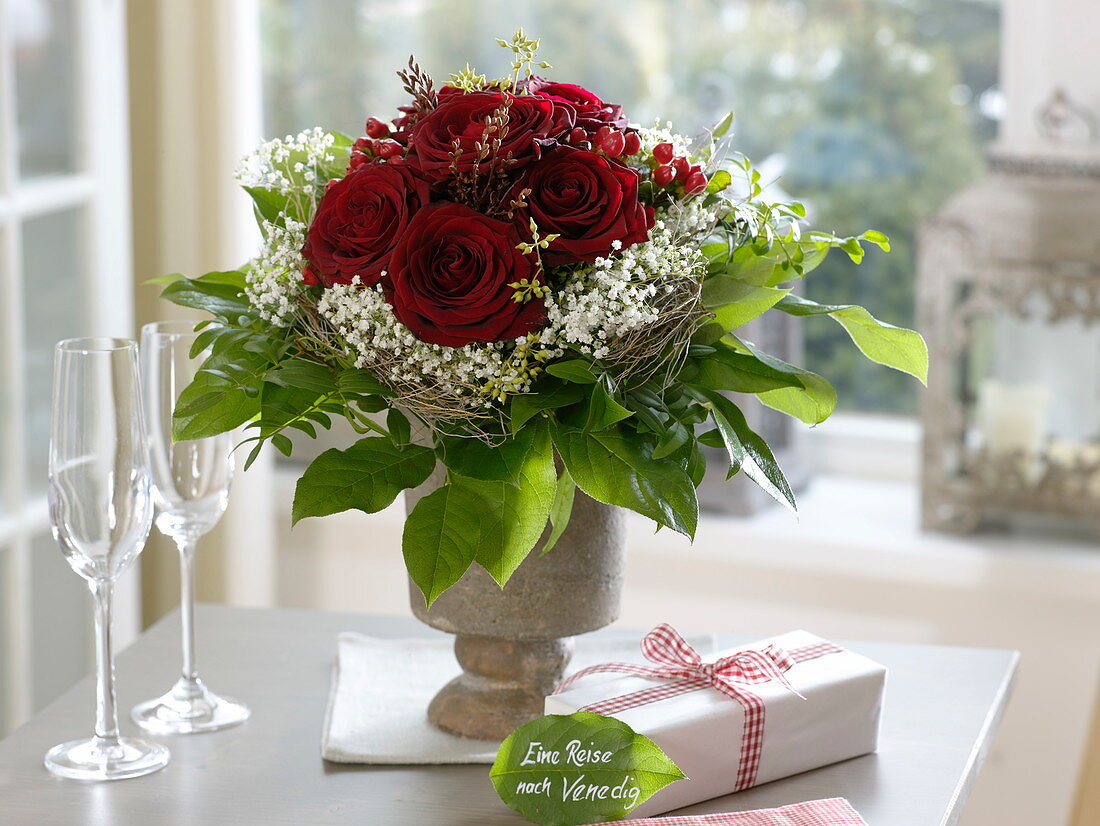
[131,678,250,734]
[44,736,169,781]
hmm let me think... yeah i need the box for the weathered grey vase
[406,469,626,741]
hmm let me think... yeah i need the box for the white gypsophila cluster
[541,217,708,360]
[315,215,709,403]
[318,279,551,405]
[235,127,337,194]
[245,218,307,325]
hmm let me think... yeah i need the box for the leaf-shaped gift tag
[490,712,685,826]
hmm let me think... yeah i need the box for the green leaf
[542,469,576,556]
[546,359,598,384]
[387,408,411,447]
[510,381,586,433]
[292,436,436,524]
[687,386,796,513]
[704,282,791,332]
[491,712,685,826]
[689,349,804,394]
[775,294,929,384]
[337,367,393,397]
[711,111,734,139]
[441,425,542,482]
[161,271,251,320]
[403,483,484,607]
[552,423,698,538]
[244,185,291,228]
[560,381,634,433]
[172,336,273,440]
[265,359,337,395]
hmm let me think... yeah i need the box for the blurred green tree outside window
[260,0,1000,415]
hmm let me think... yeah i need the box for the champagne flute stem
[177,537,199,685]
[91,579,120,745]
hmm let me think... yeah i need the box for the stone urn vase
[406,472,626,741]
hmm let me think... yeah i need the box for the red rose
[512,145,651,265]
[407,91,574,182]
[526,78,629,135]
[302,159,429,288]
[384,202,547,347]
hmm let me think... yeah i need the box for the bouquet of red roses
[162,32,926,604]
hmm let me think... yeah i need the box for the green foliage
[292,437,436,523]
[406,421,556,605]
[491,712,685,826]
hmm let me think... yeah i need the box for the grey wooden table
[0,605,1017,826]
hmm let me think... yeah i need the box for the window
[259,0,1000,418]
[0,0,134,736]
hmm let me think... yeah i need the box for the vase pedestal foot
[428,634,574,741]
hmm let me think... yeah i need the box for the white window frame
[0,0,137,732]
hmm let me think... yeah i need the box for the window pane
[261,0,1000,415]
[22,208,87,497]
[9,0,79,180]
[31,532,92,711]
[0,544,9,736]
[0,229,8,517]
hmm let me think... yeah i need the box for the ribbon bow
[553,624,839,792]
[556,623,804,702]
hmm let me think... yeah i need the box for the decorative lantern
[919,92,1100,534]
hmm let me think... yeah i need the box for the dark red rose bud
[375,140,403,159]
[365,117,390,139]
[671,156,690,181]
[653,142,674,164]
[568,127,588,145]
[652,164,675,187]
[301,266,320,286]
[685,171,708,194]
[623,131,642,155]
[599,130,626,157]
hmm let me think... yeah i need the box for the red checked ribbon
[553,624,844,793]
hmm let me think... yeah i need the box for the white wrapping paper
[544,630,886,817]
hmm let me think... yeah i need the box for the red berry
[365,117,390,139]
[670,156,690,181]
[688,164,702,175]
[568,127,587,145]
[652,164,675,187]
[375,140,402,159]
[600,130,626,157]
[653,142,674,164]
[595,125,612,144]
[623,131,642,155]
[346,153,368,172]
[352,137,370,153]
[685,171,708,194]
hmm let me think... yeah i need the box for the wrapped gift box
[545,628,886,818]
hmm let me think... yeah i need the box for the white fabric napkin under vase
[322,630,715,765]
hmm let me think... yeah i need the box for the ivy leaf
[687,386,796,513]
[775,294,928,384]
[490,712,685,826]
[292,436,436,524]
[552,423,698,538]
[541,469,576,556]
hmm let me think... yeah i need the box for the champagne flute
[45,337,169,780]
[131,321,249,734]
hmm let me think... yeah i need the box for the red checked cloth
[581,797,869,826]
[547,629,886,818]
